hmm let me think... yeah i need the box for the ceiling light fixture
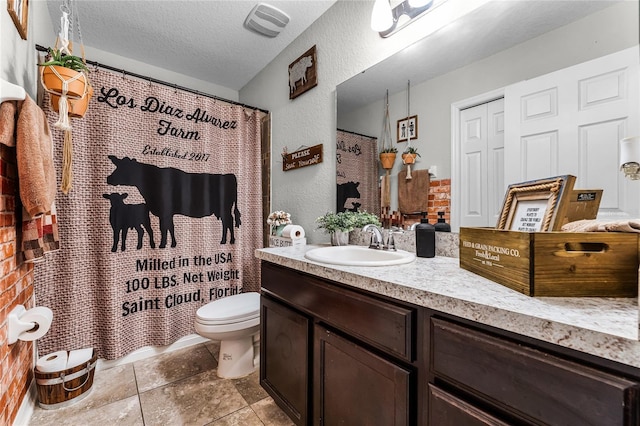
[244,3,290,38]
[371,0,436,38]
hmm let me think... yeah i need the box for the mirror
[336,1,638,229]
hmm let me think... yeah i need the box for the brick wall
[0,143,35,425]
[427,178,451,223]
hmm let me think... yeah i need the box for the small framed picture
[397,115,418,143]
[7,0,28,40]
[497,175,576,232]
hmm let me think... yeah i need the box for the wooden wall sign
[283,144,323,171]
[288,45,317,100]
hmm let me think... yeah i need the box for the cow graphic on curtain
[336,130,379,215]
[105,156,241,247]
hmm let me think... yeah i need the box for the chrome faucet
[363,224,397,251]
[363,224,384,249]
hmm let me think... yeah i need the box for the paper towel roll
[66,348,93,369]
[282,224,305,240]
[16,306,53,341]
[36,351,68,373]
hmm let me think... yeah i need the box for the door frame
[451,88,504,232]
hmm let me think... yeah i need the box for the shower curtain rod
[35,44,269,115]
[337,128,376,139]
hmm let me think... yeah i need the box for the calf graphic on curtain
[106,156,241,248]
[103,192,155,251]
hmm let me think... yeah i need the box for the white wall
[338,1,639,211]
[1,0,43,98]
[240,0,494,243]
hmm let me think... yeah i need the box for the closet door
[504,47,640,217]
[460,99,504,227]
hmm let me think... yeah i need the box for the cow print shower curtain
[35,69,264,359]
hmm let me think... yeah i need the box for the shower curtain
[35,69,264,359]
[336,130,379,215]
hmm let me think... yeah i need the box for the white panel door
[460,98,504,227]
[460,104,486,227]
[505,47,639,217]
[487,98,505,225]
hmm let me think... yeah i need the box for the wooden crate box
[459,227,639,297]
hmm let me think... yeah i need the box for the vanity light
[371,0,435,38]
[371,0,394,32]
[620,136,640,180]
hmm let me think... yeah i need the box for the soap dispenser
[434,211,451,232]
[415,218,435,258]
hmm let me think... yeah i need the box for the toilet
[194,292,261,379]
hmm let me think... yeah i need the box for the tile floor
[27,341,294,426]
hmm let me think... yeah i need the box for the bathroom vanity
[256,245,640,425]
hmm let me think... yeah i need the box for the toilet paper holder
[8,305,41,344]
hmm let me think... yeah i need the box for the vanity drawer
[261,262,414,361]
[428,385,509,426]
[431,318,640,426]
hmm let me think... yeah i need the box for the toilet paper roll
[282,224,305,240]
[36,351,68,373]
[66,347,94,369]
[16,306,53,342]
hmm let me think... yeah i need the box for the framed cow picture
[289,45,317,100]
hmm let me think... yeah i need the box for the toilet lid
[196,292,260,323]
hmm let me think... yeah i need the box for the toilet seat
[195,292,260,326]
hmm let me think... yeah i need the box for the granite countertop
[255,244,640,369]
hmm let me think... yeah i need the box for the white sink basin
[304,245,416,266]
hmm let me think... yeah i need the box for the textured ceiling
[338,1,622,114]
[45,0,337,91]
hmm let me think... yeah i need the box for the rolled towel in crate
[561,219,640,233]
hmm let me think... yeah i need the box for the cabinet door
[261,295,310,426]
[428,385,510,426]
[314,324,411,426]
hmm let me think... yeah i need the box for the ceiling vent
[244,3,290,38]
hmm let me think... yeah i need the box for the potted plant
[316,211,381,246]
[40,47,90,99]
[379,146,398,170]
[40,47,93,120]
[402,146,420,165]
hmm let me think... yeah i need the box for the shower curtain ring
[121,69,126,80]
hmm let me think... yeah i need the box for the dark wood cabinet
[261,262,420,425]
[260,261,640,426]
[313,324,411,425]
[430,317,640,426]
[260,295,310,426]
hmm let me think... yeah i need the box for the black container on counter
[415,218,435,258]
[434,211,451,232]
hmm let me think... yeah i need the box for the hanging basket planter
[379,152,397,169]
[402,153,417,165]
[50,83,93,118]
[41,65,88,99]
